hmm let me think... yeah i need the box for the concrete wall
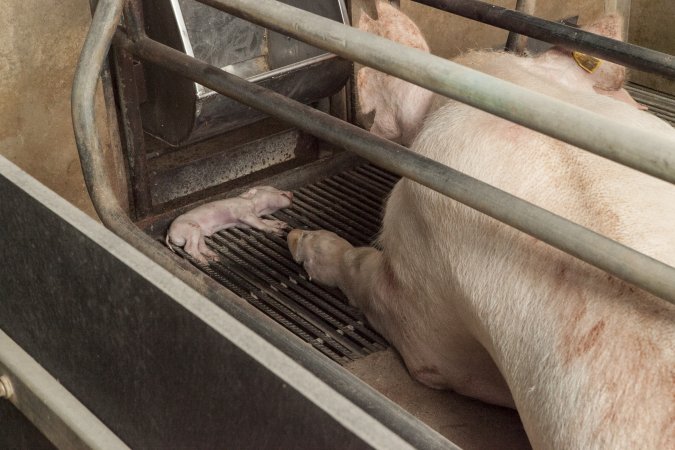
[0,0,96,216]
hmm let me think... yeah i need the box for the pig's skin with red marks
[289,3,675,449]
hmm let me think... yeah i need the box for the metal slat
[225,230,384,350]
[210,234,377,354]
[117,33,675,304]
[625,83,675,127]
[294,192,378,237]
[229,229,353,307]
[311,181,384,213]
[175,165,393,363]
[206,237,360,357]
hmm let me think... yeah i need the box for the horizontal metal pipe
[197,0,675,187]
[413,0,675,78]
[0,330,130,450]
[114,32,675,304]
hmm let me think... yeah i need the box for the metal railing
[72,0,675,344]
[413,0,675,78]
[199,0,675,185]
[0,330,130,450]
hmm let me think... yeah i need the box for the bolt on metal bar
[413,0,675,78]
[114,32,675,304]
[196,0,675,188]
[0,330,130,450]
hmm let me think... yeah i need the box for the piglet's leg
[198,236,218,262]
[184,229,209,265]
[240,215,288,235]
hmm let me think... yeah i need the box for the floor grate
[625,82,675,127]
[174,85,675,364]
[176,164,398,364]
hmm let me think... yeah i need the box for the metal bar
[69,2,464,448]
[604,0,632,36]
[114,32,675,304]
[413,0,674,78]
[111,47,153,218]
[0,329,129,450]
[72,0,126,224]
[504,0,536,54]
[196,0,675,187]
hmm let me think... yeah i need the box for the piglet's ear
[240,188,257,199]
[578,14,626,91]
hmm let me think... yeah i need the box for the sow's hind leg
[287,183,515,408]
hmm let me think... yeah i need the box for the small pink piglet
[166,186,293,264]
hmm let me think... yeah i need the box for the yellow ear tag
[572,51,603,73]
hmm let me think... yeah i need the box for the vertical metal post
[505,0,536,54]
[605,0,632,36]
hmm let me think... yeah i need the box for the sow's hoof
[287,229,352,286]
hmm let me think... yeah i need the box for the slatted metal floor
[176,164,398,364]
[173,83,675,365]
[625,82,675,127]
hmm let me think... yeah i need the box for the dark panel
[0,402,57,450]
[0,175,371,449]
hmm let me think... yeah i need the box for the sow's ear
[578,14,626,91]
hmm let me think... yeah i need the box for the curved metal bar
[71,0,126,226]
[414,0,675,78]
[504,0,536,54]
[115,33,675,304]
[197,0,675,188]
[71,0,235,295]
[70,2,460,449]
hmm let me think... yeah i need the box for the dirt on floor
[346,348,532,449]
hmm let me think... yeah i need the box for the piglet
[166,186,293,264]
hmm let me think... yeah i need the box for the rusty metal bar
[0,329,130,450]
[413,0,674,78]
[114,32,675,304]
[504,0,536,54]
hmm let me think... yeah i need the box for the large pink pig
[288,2,675,448]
